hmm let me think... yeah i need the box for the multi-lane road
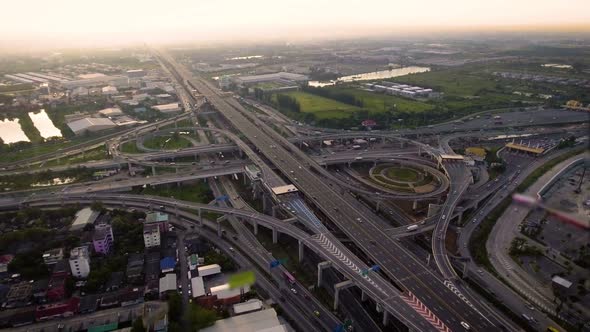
[156,50,510,331]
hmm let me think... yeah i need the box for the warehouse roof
[70,207,99,231]
[67,117,116,133]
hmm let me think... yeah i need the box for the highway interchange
[0,48,588,332]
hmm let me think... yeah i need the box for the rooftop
[201,308,286,332]
[271,184,298,196]
[70,246,90,260]
[70,207,100,231]
[146,212,169,224]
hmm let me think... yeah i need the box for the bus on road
[283,271,296,285]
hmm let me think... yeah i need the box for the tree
[131,317,146,332]
[186,303,218,331]
[90,201,104,212]
[167,292,183,322]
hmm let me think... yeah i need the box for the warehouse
[67,117,116,135]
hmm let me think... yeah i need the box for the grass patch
[0,84,35,93]
[276,91,361,119]
[143,135,192,150]
[121,141,142,154]
[385,167,420,182]
[134,181,213,204]
[43,146,109,167]
[329,87,434,113]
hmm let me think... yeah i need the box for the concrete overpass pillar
[272,206,279,218]
[413,200,418,210]
[262,193,269,214]
[375,200,381,212]
[174,120,177,128]
[382,311,389,326]
[317,261,332,287]
[376,302,383,313]
[197,208,202,226]
[457,210,463,224]
[252,220,258,235]
[333,280,354,311]
[298,240,304,263]
[272,227,278,244]
[462,262,469,278]
[216,216,225,237]
[361,290,368,302]
[152,166,156,176]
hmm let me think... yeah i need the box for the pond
[309,66,431,87]
[28,109,62,139]
[0,118,30,144]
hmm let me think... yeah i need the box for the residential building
[160,257,175,273]
[35,297,80,321]
[42,248,64,266]
[143,223,161,248]
[69,246,91,279]
[0,254,14,273]
[92,224,114,255]
[145,212,169,233]
[5,282,33,308]
[126,254,145,283]
[233,299,263,315]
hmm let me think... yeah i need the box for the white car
[460,321,470,330]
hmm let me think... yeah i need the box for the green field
[385,167,420,182]
[143,135,193,150]
[278,91,361,119]
[134,181,213,204]
[43,146,109,167]
[330,88,434,113]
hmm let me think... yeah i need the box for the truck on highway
[406,225,419,231]
[355,156,363,160]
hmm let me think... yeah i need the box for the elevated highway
[162,56,501,330]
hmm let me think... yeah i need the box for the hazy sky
[2,0,589,47]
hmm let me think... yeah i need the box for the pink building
[92,224,114,255]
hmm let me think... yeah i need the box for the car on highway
[460,321,471,330]
[290,288,298,294]
[313,310,320,317]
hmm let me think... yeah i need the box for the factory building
[67,117,117,136]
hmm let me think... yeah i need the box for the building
[160,257,176,273]
[5,282,33,308]
[143,223,161,248]
[152,103,182,114]
[209,283,249,304]
[69,246,91,279]
[126,254,145,283]
[70,87,89,97]
[0,254,14,273]
[61,74,128,89]
[191,277,206,298]
[198,264,221,277]
[92,224,114,255]
[42,248,64,266]
[233,72,308,86]
[233,299,263,315]
[46,275,67,302]
[105,271,124,292]
[159,274,177,295]
[98,107,124,117]
[126,69,146,78]
[69,207,100,231]
[102,86,118,95]
[201,308,287,332]
[145,212,169,233]
[35,297,80,321]
[32,279,49,303]
[67,117,117,136]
